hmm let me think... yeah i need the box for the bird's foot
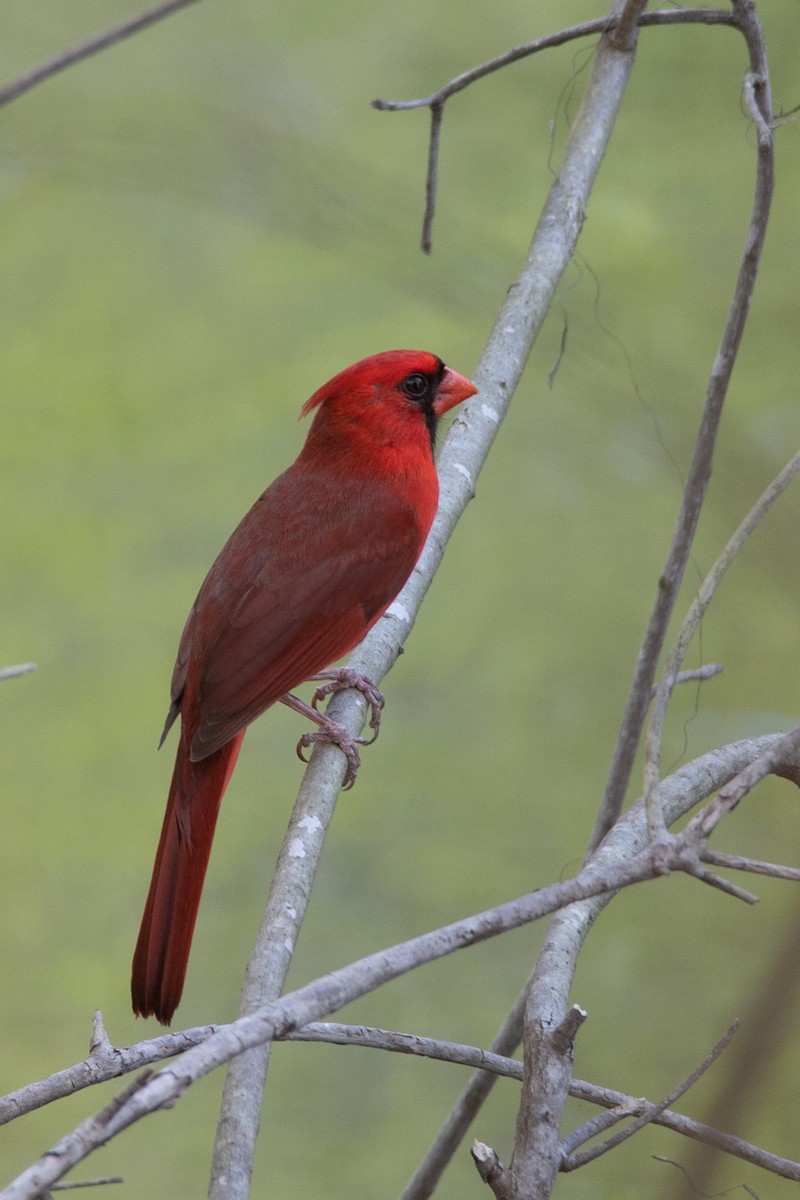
[281,671,384,789]
[307,668,385,745]
[295,717,363,789]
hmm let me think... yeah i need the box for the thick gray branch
[508,4,648,1195]
[209,0,650,1193]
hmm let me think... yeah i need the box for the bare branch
[0,0,203,111]
[563,1105,640,1158]
[470,1137,513,1195]
[608,0,649,50]
[3,734,788,1198]
[0,663,36,681]
[552,1005,588,1056]
[373,9,737,111]
[588,0,775,852]
[471,1140,513,1200]
[569,1079,800,1181]
[400,729,788,1199]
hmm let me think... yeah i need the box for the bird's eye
[401,372,429,399]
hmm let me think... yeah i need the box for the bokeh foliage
[1,2,799,1197]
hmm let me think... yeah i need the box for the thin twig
[562,1022,740,1169]
[50,1181,123,1192]
[652,1156,732,1194]
[701,849,800,882]
[421,103,444,252]
[569,1080,800,1181]
[288,1022,524,1077]
[650,663,723,698]
[643,451,800,839]
[0,0,203,111]
[561,1104,638,1157]
[690,724,800,838]
[687,866,759,905]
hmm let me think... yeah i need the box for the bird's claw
[308,668,385,746]
[283,669,384,787]
[295,720,365,789]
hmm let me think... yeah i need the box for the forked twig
[373,8,738,251]
[561,1022,740,1168]
[650,663,722,697]
[691,724,800,839]
[0,1016,215,1127]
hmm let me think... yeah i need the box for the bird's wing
[175,467,425,759]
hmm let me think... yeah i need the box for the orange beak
[433,367,478,417]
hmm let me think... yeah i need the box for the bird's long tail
[131,730,244,1024]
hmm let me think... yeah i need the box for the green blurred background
[2,2,799,1196]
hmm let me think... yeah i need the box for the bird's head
[300,350,478,456]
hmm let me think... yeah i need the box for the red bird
[131,350,477,1023]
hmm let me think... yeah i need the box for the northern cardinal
[131,350,477,1023]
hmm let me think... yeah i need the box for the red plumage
[131,350,477,1023]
